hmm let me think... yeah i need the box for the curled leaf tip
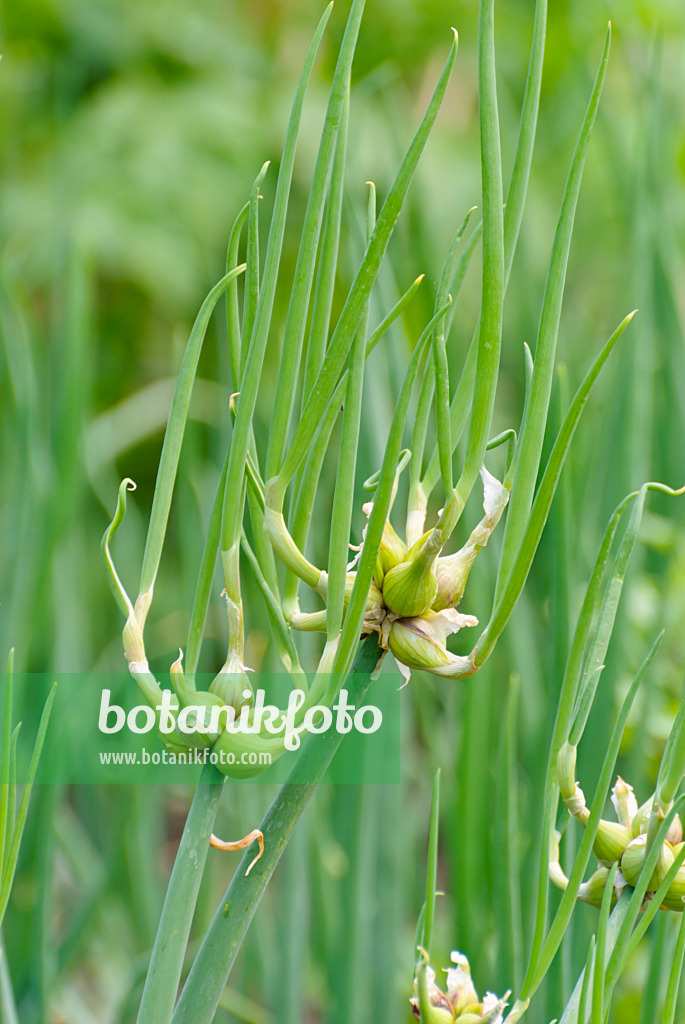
[645,480,685,497]
[210,829,265,876]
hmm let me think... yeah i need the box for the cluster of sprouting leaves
[97,1,685,1023]
[282,463,509,685]
[102,0,635,794]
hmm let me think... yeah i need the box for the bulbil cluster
[287,467,509,684]
[552,749,685,912]
[411,950,509,1024]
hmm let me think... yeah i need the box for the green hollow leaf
[241,161,270,379]
[283,269,425,621]
[170,637,382,1024]
[263,0,361,481]
[421,768,441,955]
[496,26,611,597]
[473,310,636,671]
[420,222,483,498]
[555,901,631,1024]
[662,911,685,1024]
[272,30,458,503]
[432,208,477,494]
[332,300,451,677]
[576,936,596,1024]
[591,863,618,1024]
[139,264,246,597]
[454,0,504,518]
[220,2,333,554]
[225,201,249,388]
[185,447,230,677]
[325,183,374,641]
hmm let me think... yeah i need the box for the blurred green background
[2,0,685,1021]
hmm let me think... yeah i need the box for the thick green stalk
[136,762,225,1024]
[171,637,381,1024]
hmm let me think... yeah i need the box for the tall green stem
[171,637,381,1024]
[137,763,225,1024]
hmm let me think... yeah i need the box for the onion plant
[89,1,685,1022]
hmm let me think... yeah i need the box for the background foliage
[2,0,685,1021]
